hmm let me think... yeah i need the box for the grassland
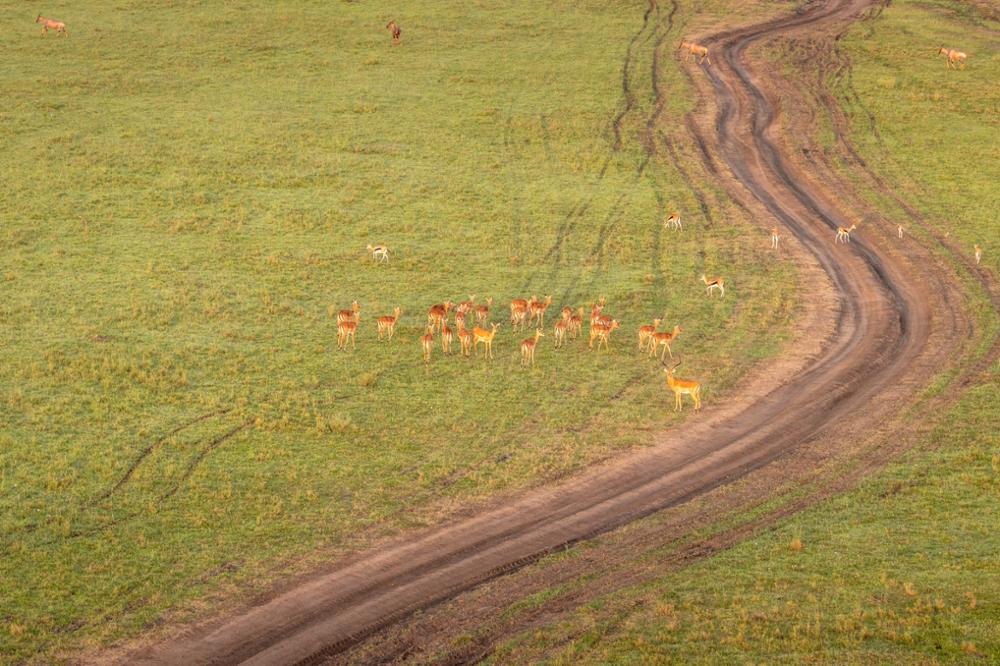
[487,1,1000,662]
[0,0,801,661]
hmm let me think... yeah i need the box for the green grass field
[488,1,1000,662]
[0,1,800,661]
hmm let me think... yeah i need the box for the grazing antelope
[456,294,476,317]
[337,301,361,325]
[427,301,453,332]
[521,330,544,367]
[568,307,584,339]
[376,307,401,341]
[898,224,904,239]
[529,295,553,327]
[680,40,710,65]
[664,212,682,230]
[649,325,682,361]
[664,357,701,412]
[420,326,434,364]
[458,325,474,357]
[771,228,780,249]
[473,323,500,359]
[366,244,390,263]
[474,296,493,324]
[441,322,454,354]
[975,244,982,265]
[589,319,620,351]
[638,318,662,352]
[553,319,568,349]
[387,21,402,45]
[938,46,967,70]
[337,320,358,351]
[701,274,725,297]
[36,15,67,37]
[835,224,857,244]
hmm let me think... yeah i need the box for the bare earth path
[117,1,989,664]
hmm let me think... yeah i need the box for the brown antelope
[474,296,493,324]
[771,228,780,249]
[521,330,544,367]
[560,305,574,322]
[420,326,434,363]
[701,274,725,297]
[898,224,904,239]
[427,301,453,332]
[36,15,67,37]
[589,299,606,328]
[680,40,710,65]
[510,296,535,321]
[938,46,967,70]
[529,295,553,327]
[387,21,402,45]
[337,320,358,351]
[473,323,500,359]
[376,307,401,341]
[664,357,701,412]
[664,212,682,230]
[510,303,530,331]
[835,224,857,244]
[638,318,662,352]
[568,307,584,339]
[337,301,361,325]
[553,319,568,349]
[589,319,620,351]
[366,244,390,263]
[441,322,454,354]
[975,244,982,265]
[456,294,476,317]
[454,311,467,332]
[458,325,474,357]
[649,325,682,361]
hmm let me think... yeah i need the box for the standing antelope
[649,325,682,361]
[427,301,453,332]
[456,294,476,317]
[366,244,390,263]
[529,295,553,327]
[771,228,780,249]
[386,21,402,45]
[568,307,584,339]
[458,325,474,357]
[975,244,982,265]
[473,323,500,359]
[701,274,725,297]
[938,46,967,70]
[376,307,401,341]
[420,326,434,364]
[454,311,467,332]
[553,319,568,349]
[560,305,574,322]
[36,15,68,37]
[898,224,904,239]
[441,322,454,354]
[521,330,544,367]
[664,357,701,412]
[510,303,530,331]
[638,318,662,352]
[664,212,682,230]
[337,301,361,325]
[337,320,358,351]
[680,40,710,65]
[474,296,493,324]
[835,224,857,243]
[589,319,620,351]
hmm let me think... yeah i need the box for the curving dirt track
[120,1,987,664]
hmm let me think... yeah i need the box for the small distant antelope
[458,325,474,357]
[771,228,780,249]
[36,15,68,37]
[474,297,493,324]
[473,323,500,359]
[510,303,530,331]
[835,224,857,244]
[521,330,544,367]
[366,244,390,264]
[441,322,454,354]
[568,307,584,339]
[701,274,725,297]
[529,295,553,327]
[664,357,701,412]
[337,320,358,351]
[649,325,682,361]
[420,326,434,363]
[427,301,453,332]
[560,305,574,322]
[589,299,606,328]
[638,318,662,352]
[553,319,568,349]
[975,244,982,265]
[664,212,682,230]
[680,40,710,65]
[337,300,361,325]
[456,294,476,317]
[898,224,904,239]
[376,307,401,341]
[938,46,967,70]
[589,319,620,351]
[454,311,467,332]
[386,21,402,45]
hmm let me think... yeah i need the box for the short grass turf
[0,0,798,660]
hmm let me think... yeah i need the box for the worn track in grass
[117,1,987,663]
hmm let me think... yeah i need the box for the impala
[898,224,904,239]
[680,40,710,65]
[560,305,574,322]
[366,244,390,263]
[427,301,454,332]
[589,319,620,351]
[510,303,530,331]
[36,15,67,37]
[938,46,967,70]
[521,330,544,367]
[473,323,500,359]
[529,295,553,327]
[664,211,682,230]
[701,274,725,297]
[441,322,454,354]
[474,296,493,324]
[337,301,361,325]
[458,325,474,357]
[649,325,682,361]
[638,318,662,352]
[387,20,402,45]
[975,244,982,265]
[664,357,701,412]
[420,326,434,363]
[376,307,401,341]
[568,307,585,339]
[835,224,857,243]
[456,294,476,317]
[553,319,568,349]
[771,227,780,249]
[337,320,358,351]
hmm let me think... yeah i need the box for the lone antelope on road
[898,224,904,239]
[664,357,701,412]
[376,307,401,341]
[938,46,967,70]
[975,244,982,265]
[701,274,725,298]
[649,325,682,361]
[367,244,390,264]
[680,40,710,65]
[473,323,500,360]
[520,330,544,367]
[337,320,358,351]
[835,224,857,244]
[771,227,780,249]
[386,21,402,45]
[36,15,67,37]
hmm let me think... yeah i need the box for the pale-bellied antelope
[420,326,434,363]
[510,303,530,331]
[366,244,390,263]
[938,46,967,70]
[649,325,682,361]
[458,325,473,357]
[474,296,493,324]
[701,274,725,297]
[568,307,584,339]
[898,224,904,239]
[560,305,574,322]
[376,307,401,341]
[664,211,682,230]
[553,319,568,349]
[337,320,358,351]
[975,244,982,265]
[680,40,710,65]
[36,15,67,37]
[589,319,620,351]
[771,228,780,249]
[441,322,454,354]
[427,301,454,332]
[835,224,857,244]
[529,295,553,327]
[638,318,662,352]
[664,356,701,412]
[456,294,476,317]
[387,21,402,45]
[521,330,544,367]
[337,301,361,325]
[473,323,500,359]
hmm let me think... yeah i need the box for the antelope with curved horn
[938,46,967,70]
[663,356,701,411]
[589,319,620,351]
[701,274,725,297]
[649,324,682,361]
[473,322,500,359]
[36,15,67,37]
[835,223,857,244]
[474,296,493,324]
[679,40,710,65]
[521,330,544,367]
[638,318,662,352]
[376,307,401,341]
[366,244,390,263]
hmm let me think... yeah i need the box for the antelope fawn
[649,325,682,361]
[553,319,568,349]
[589,319,620,351]
[376,307,401,341]
[387,21,402,45]
[427,301,453,332]
[473,323,500,359]
[366,244,390,263]
[938,46,967,70]
[679,40,710,65]
[420,326,434,363]
[529,295,553,327]
[337,301,361,325]
[337,320,358,351]
[701,274,725,297]
[771,227,780,249]
[975,244,982,265]
[36,15,67,37]
[664,357,701,412]
[664,212,682,230]
[638,318,662,352]
[835,224,857,243]
[458,325,474,357]
[521,330,544,367]
[474,296,493,324]
[441,322,454,354]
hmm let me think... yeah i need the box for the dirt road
[121,1,985,663]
